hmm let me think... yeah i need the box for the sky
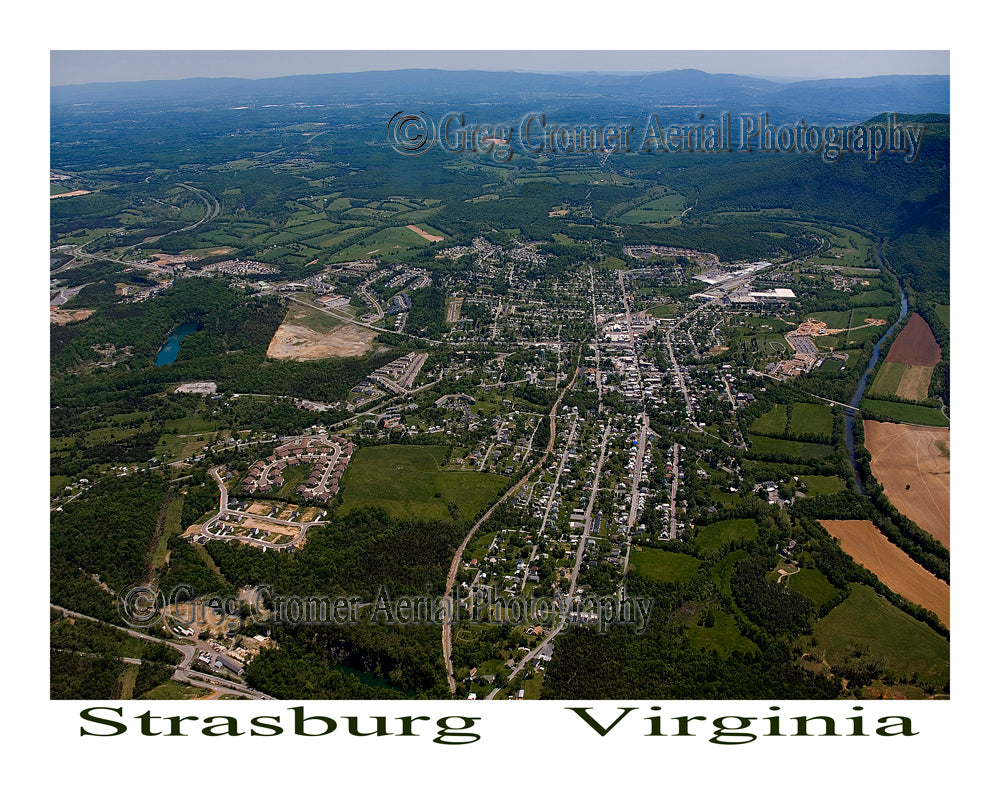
[50,50,950,86]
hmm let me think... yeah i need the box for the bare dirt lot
[863,420,950,547]
[406,224,444,242]
[446,297,464,323]
[50,307,94,325]
[886,314,941,366]
[267,305,376,360]
[819,519,949,627]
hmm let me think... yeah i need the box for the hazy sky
[50,50,949,86]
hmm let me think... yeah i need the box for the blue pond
[155,322,199,365]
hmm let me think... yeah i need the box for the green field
[811,584,949,689]
[929,303,949,332]
[646,303,681,319]
[789,403,834,438]
[618,194,686,224]
[694,519,758,558]
[786,567,840,607]
[870,360,907,397]
[799,474,847,496]
[750,404,788,435]
[748,435,834,460]
[860,399,949,427]
[628,548,700,583]
[338,445,509,522]
[331,226,434,261]
[687,609,758,657]
[140,680,212,700]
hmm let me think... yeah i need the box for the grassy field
[338,445,509,522]
[687,609,758,657]
[789,403,834,438]
[628,547,700,583]
[646,303,681,319]
[810,584,949,689]
[786,567,840,607]
[929,303,949,332]
[751,404,787,435]
[860,399,949,427]
[139,680,213,700]
[618,194,687,224]
[330,226,434,261]
[799,475,847,496]
[749,435,834,460]
[694,519,758,557]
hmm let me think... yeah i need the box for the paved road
[443,348,582,695]
[50,604,271,700]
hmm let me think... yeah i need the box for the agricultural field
[798,474,847,496]
[819,519,949,627]
[809,584,949,691]
[617,193,686,224]
[750,404,787,435]
[694,518,758,557]
[860,398,949,426]
[330,225,437,261]
[870,313,942,402]
[885,314,941,366]
[628,547,700,583]
[748,435,834,460]
[862,421,950,547]
[789,403,834,438]
[337,445,508,522]
[871,361,936,401]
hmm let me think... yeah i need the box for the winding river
[844,244,908,493]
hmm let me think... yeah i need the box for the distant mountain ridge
[51,68,949,122]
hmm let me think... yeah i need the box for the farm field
[750,404,787,435]
[799,474,846,496]
[860,398,949,427]
[863,421,950,547]
[618,193,686,224]
[885,314,941,366]
[819,519,949,627]
[628,547,700,583]
[789,403,834,437]
[337,445,508,522]
[330,225,437,261]
[810,583,949,691]
[872,313,941,401]
[748,435,833,460]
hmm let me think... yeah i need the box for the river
[155,322,199,365]
[845,245,908,493]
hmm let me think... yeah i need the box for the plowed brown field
[885,314,941,366]
[863,420,949,547]
[820,519,949,627]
